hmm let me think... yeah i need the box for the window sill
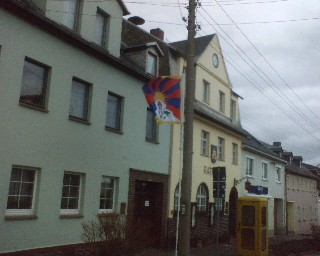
[146,138,159,144]
[69,116,91,125]
[105,126,123,134]
[60,214,84,219]
[19,102,49,113]
[5,214,38,221]
[200,154,209,158]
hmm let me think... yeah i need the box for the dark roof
[170,34,215,58]
[243,133,286,163]
[286,163,318,179]
[1,0,149,82]
[194,100,247,137]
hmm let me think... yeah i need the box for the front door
[134,180,163,247]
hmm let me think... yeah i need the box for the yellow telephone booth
[236,196,268,256]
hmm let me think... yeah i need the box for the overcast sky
[123,0,320,165]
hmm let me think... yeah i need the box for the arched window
[196,183,209,212]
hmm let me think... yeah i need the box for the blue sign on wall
[248,185,268,195]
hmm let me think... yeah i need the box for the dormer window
[64,0,81,31]
[146,52,157,76]
[95,8,109,46]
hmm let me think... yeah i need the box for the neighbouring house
[166,34,248,246]
[241,136,287,237]
[0,0,172,254]
[268,143,319,234]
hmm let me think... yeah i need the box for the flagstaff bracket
[234,177,252,191]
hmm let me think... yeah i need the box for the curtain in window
[146,53,157,75]
[69,80,88,119]
[146,109,156,140]
[20,61,45,97]
[106,94,121,129]
[95,12,106,45]
[64,0,79,30]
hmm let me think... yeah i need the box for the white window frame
[262,162,268,180]
[60,172,84,215]
[146,52,157,76]
[218,137,225,161]
[275,166,281,183]
[146,108,158,142]
[196,183,208,212]
[232,143,238,165]
[203,80,210,104]
[99,176,116,213]
[69,77,91,121]
[95,7,109,46]
[246,157,254,176]
[64,0,80,31]
[6,166,39,216]
[106,92,123,131]
[200,130,209,156]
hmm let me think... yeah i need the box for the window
[219,91,225,113]
[19,58,49,109]
[196,183,208,212]
[146,52,157,76]
[203,80,210,104]
[232,143,238,165]
[95,8,109,46]
[276,167,281,182]
[200,130,209,156]
[106,92,123,131]
[230,100,236,121]
[6,167,38,216]
[246,158,254,176]
[60,172,83,215]
[69,78,91,121]
[174,184,180,213]
[262,162,268,180]
[99,176,116,212]
[64,0,80,30]
[218,137,225,161]
[146,108,158,142]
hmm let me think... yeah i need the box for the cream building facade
[167,34,247,243]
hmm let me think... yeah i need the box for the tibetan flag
[142,76,181,124]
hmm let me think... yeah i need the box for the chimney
[273,142,281,147]
[150,28,164,41]
[282,152,293,164]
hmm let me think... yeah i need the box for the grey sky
[123,0,320,165]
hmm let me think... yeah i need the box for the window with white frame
[95,8,109,46]
[69,78,91,121]
[203,80,210,104]
[146,52,157,76]
[99,176,116,212]
[276,166,281,182]
[63,0,81,30]
[146,108,158,142]
[106,92,123,131]
[219,91,225,113]
[232,143,238,165]
[200,130,209,156]
[60,172,83,214]
[19,58,50,109]
[246,157,254,176]
[196,183,208,212]
[218,137,225,161]
[6,166,38,216]
[262,162,268,180]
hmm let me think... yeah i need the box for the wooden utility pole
[178,0,196,255]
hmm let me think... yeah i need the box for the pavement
[137,234,318,256]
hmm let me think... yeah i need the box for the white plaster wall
[0,10,170,253]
